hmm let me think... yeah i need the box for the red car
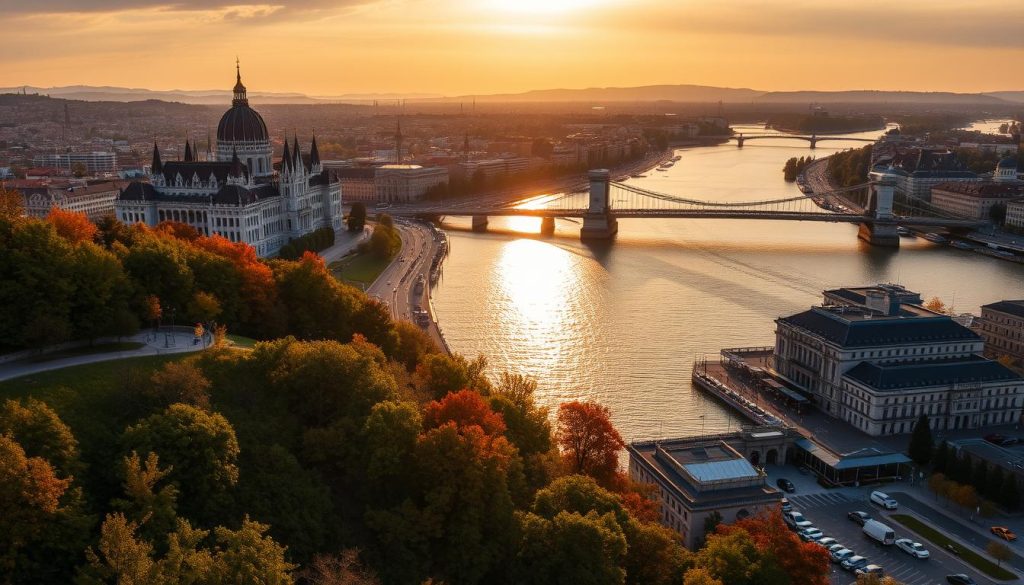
[991,526,1017,541]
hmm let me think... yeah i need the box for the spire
[310,132,320,167]
[281,137,292,172]
[151,141,162,174]
[229,147,244,178]
[206,131,212,160]
[232,58,248,106]
[183,139,194,162]
[395,118,403,164]
[292,132,303,170]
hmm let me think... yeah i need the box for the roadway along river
[431,123,1024,442]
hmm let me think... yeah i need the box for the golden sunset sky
[2,0,1021,96]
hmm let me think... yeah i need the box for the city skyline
[2,0,1022,96]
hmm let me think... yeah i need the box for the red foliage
[193,234,277,330]
[424,390,507,437]
[299,250,327,272]
[616,475,660,523]
[717,512,830,585]
[156,220,200,241]
[47,206,97,243]
[556,401,625,486]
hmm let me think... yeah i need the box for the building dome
[216,63,268,143]
[997,157,1018,169]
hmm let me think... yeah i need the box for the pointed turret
[151,142,163,174]
[280,137,292,173]
[310,132,320,167]
[292,132,303,171]
[232,58,248,106]
[184,140,194,163]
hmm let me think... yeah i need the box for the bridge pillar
[540,216,555,236]
[858,178,899,246]
[471,215,488,232]
[736,135,744,148]
[809,135,817,149]
[581,169,618,240]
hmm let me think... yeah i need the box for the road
[365,219,449,353]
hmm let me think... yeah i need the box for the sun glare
[490,0,600,14]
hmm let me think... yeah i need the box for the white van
[863,519,896,545]
[870,491,898,510]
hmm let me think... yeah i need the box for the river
[431,123,1024,442]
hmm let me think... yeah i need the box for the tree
[146,361,212,410]
[188,290,222,323]
[694,529,775,585]
[932,441,949,473]
[348,202,367,232]
[703,510,723,537]
[0,397,81,478]
[0,186,24,220]
[425,389,507,436]
[924,296,947,314]
[511,510,628,585]
[48,206,98,243]
[299,549,380,585]
[951,483,979,511]
[71,161,88,177]
[928,472,950,501]
[556,401,625,486]
[683,568,724,585]
[718,513,830,585]
[988,540,1013,567]
[112,451,179,544]
[121,403,240,525]
[908,414,933,466]
[144,294,163,329]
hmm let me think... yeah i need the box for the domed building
[995,156,1020,184]
[116,64,342,257]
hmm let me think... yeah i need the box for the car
[946,575,977,585]
[826,543,847,554]
[815,537,838,549]
[984,434,1018,446]
[784,511,813,530]
[798,527,823,542]
[776,478,796,493]
[855,564,884,577]
[991,526,1018,541]
[870,491,898,510]
[841,555,868,571]
[895,538,930,559]
[848,511,871,526]
[780,497,792,512]
[830,548,854,563]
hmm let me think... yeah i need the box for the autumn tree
[988,540,1013,567]
[717,513,830,585]
[924,296,947,314]
[112,451,179,544]
[0,397,81,478]
[188,290,222,323]
[0,186,23,220]
[48,206,97,243]
[146,361,213,410]
[556,401,625,486]
[300,549,380,585]
[511,510,628,584]
[425,389,507,436]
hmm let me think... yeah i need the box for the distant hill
[0,85,441,105]
[985,91,1024,104]
[755,90,1007,105]
[440,84,763,103]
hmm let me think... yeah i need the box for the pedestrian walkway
[0,329,212,382]
[319,226,373,264]
[788,492,853,510]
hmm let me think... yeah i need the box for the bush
[278,227,336,260]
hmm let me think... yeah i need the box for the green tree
[121,404,240,525]
[0,397,81,478]
[907,414,933,466]
[145,361,212,410]
[694,529,777,585]
[348,202,367,232]
[111,451,179,545]
[512,510,628,585]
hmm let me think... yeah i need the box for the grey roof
[217,103,269,143]
[159,161,246,184]
[844,356,1022,391]
[683,458,760,482]
[118,181,280,207]
[795,439,911,470]
[998,157,1019,169]
[119,182,160,201]
[778,308,980,348]
[983,300,1024,319]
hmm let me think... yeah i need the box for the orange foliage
[618,478,660,523]
[717,512,830,585]
[556,401,625,486]
[156,220,201,241]
[47,206,97,243]
[300,250,327,272]
[424,389,507,436]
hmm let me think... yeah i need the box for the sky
[1,0,1021,96]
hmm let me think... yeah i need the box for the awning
[795,439,911,470]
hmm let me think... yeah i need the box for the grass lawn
[890,513,1018,580]
[27,341,145,363]
[225,334,260,349]
[329,251,393,289]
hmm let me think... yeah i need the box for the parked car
[798,527,824,542]
[830,548,854,563]
[826,543,847,555]
[870,491,898,510]
[991,526,1018,541]
[895,538,930,559]
[841,555,868,571]
[848,511,872,526]
[863,520,896,545]
[815,537,838,549]
[780,497,792,512]
[777,478,796,493]
[984,434,1019,446]
[784,511,813,530]
[946,575,977,585]
[855,564,884,577]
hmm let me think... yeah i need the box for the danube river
[432,124,1024,441]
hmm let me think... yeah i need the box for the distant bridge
[391,170,982,247]
[730,133,877,148]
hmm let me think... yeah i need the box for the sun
[490,0,600,14]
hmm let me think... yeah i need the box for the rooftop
[844,355,1022,391]
[778,305,980,348]
[932,182,1024,198]
[983,300,1024,320]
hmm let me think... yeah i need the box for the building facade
[774,285,1024,435]
[23,181,123,219]
[375,164,448,203]
[115,66,342,257]
[32,151,118,174]
[629,436,782,549]
[1007,198,1024,230]
[929,182,1023,221]
[979,300,1024,363]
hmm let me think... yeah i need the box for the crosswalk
[789,492,854,509]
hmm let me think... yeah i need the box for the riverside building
[628,436,782,548]
[115,64,342,257]
[979,300,1024,364]
[774,285,1024,436]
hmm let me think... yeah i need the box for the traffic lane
[889,491,1024,572]
[783,492,967,585]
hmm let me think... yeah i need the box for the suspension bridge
[394,170,983,247]
[731,133,877,148]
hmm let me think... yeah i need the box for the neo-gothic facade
[115,66,341,257]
